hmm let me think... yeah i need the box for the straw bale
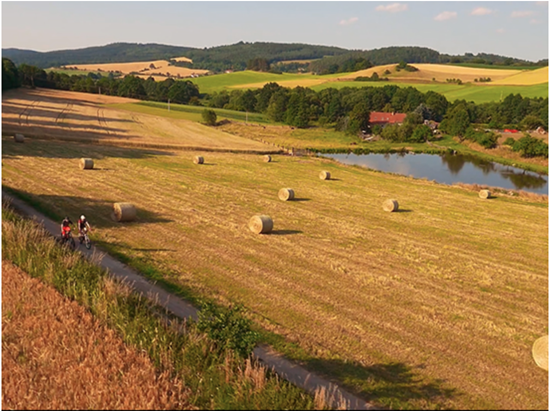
[479,189,491,199]
[113,203,136,222]
[79,158,94,170]
[278,188,295,201]
[249,215,273,234]
[319,171,331,180]
[194,156,204,164]
[383,199,399,212]
[532,335,548,371]
[264,155,272,162]
[14,134,25,143]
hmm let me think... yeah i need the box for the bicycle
[79,227,92,250]
[60,227,76,250]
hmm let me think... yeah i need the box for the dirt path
[2,190,377,411]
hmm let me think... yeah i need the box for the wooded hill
[3,42,547,73]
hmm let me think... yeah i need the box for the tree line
[3,58,200,104]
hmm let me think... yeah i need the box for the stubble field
[1,88,274,153]
[2,120,548,409]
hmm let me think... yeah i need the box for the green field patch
[449,63,542,70]
[109,101,270,124]
[310,81,548,103]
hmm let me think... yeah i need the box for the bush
[503,137,516,146]
[511,134,549,158]
[197,302,259,358]
[410,125,433,143]
[202,109,217,126]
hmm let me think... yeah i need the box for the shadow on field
[306,358,457,407]
[2,135,175,160]
[292,198,311,202]
[2,187,173,229]
[132,247,176,252]
[270,229,302,236]
[396,209,413,213]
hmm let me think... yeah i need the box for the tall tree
[2,58,20,90]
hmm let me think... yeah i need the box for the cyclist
[77,215,92,244]
[60,216,73,240]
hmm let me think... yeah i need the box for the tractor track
[55,103,74,128]
[18,99,41,126]
[97,108,111,135]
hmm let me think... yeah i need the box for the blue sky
[2,1,548,61]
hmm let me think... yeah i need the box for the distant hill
[3,42,546,73]
[2,43,198,68]
[2,42,348,71]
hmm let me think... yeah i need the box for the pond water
[322,152,548,195]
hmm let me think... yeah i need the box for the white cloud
[536,1,548,6]
[530,18,541,24]
[471,7,493,16]
[496,28,505,34]
[375,3,408,13]
[339,17,359,26]
[434,11,457,21]
[511,10,535,17]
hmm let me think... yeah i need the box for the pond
[321,152,548,195]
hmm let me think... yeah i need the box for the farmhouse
[369,111,407,127]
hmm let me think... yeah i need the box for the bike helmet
[81,215,86,220]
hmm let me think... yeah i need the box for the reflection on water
[323,152,548,194]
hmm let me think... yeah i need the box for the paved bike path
[3,191,378,410]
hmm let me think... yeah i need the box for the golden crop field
[69,59,208,78]
[2,261,193,410]
[2,116,547,411]
[172,56,193,63]
[491,67,550,85]
[2,88,273,153]
[336,64,524,83]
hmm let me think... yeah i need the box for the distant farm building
[369,112,407,127]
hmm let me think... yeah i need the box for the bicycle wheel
[69,237,76,250]
[85,236,92,250]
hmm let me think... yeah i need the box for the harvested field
[1,88,275,153]
[71,59,208,77]
[172,56,193,63]
[1,261,193,410]
[336,64,524,83]
[2,136,547,410]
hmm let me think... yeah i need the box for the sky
[2,1,549,62]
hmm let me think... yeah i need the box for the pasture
[2,124,547,409]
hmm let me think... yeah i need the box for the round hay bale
[79,158,94,170]
[249,215,273,234]
[532,335,548,371]
[479,189,491,199]
[113,202,136,222]
[383,199,399,212]
[319,170,331,180]
[14,133,25,143]
[263,155,272,163]
[278,188,295,201]
[194,156,204,165]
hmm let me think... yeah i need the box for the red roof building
[369,112,407,126]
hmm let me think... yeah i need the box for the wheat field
[2,261,194,410]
